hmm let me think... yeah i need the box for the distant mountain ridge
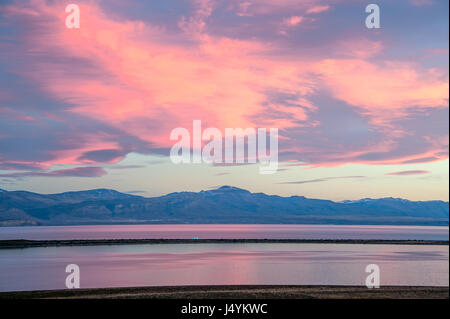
[48,188,141,203]
[0,186,448,226]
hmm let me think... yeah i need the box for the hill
[0,186,448,226]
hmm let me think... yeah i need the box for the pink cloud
[0,0,448,172]
[386,170,432,176]
[5,2,314,135]
[335,38,384,59]
[282,16,304,26]
[314,59,448,118]
[306,5,330,14]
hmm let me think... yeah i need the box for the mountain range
[0,186,448,226]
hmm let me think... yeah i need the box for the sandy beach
[0,285,448,299]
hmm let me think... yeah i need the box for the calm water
[0,243,448,292]
[0,224,448,240]
[0,225,448,292]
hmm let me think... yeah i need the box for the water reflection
[0,243,448,292]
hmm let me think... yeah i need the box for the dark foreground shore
[0,239,448,249]
[0,285,448,299]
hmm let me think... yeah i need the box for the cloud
[279,175,366,184]
[314,59,448,117]
[282,16,303,26]
[386,170,431,176]
[401,156,441,164]
[215,172,230,176]
[78,149,127,163]
[107,165,146,170]
[125,190,146,194]
[306,5,330,14]
[0,167,107,178]
[229,0,337,16]
[0,0,447,176]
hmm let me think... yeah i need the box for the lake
[0,225,448,292]
[0,243,448,292]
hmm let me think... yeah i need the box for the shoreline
[0,238,448,249]
[0,285,448,299]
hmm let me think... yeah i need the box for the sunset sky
[0,0,448,201]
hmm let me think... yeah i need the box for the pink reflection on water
[0,243,448,291]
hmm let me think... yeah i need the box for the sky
[0,0,448,201]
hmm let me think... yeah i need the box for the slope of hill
[0,186,448,226]
[48,188,142,203]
